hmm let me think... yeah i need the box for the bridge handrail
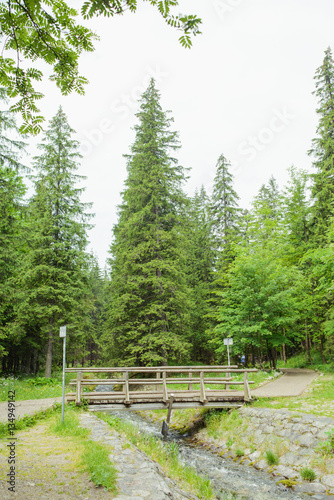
[66,366,257,406]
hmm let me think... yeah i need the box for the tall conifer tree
[17,107,93,376]
[209,154,240,268]
[108,79,191,366]
[0,89,26,369]
[309,46,334,245]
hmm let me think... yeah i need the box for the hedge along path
[0,421,115,500]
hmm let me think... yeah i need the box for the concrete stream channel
[93,385,310,500]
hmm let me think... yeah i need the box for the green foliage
[265,450,279,465]
[82,441,118,492]
[51,408,118,492]
[0,1,201,133]
[309,47,334,245]
[0,402,61,437]
[106,79,192,366]
[300,467,316,481]
[14,107,93,376]
[317,427,334,455]
[26,376,60,386]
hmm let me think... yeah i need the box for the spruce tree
[0,90,26,369]
[309,47,334,245]
[17,107,93,376]
[209,154,240,268]
[250,176,283,246]
[185,186,215,362]
[108,79,191,366]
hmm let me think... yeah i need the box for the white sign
[59,326,66,338]
[224,338,233,345]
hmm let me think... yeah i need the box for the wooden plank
[65,365,239,372]
[88,401,244,411]
[69,377,248,386]
[65,368,257,374]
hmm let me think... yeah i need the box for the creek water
[106,408,308,500]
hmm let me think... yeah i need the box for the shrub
[300,467,316,481]
[265,450,279,465]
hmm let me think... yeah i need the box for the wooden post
[200,371,206,403]
[162,371,168,402]
[244,371,252,402]
[124,371,130,404]
[162,394,174,438]
[166,394,174,425]
[76,371,83,405]
[156,370,161,391]
[188,371,193,391]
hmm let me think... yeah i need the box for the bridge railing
[65,366,257,406]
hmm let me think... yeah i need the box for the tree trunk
[306,333,313,364]
[282,343,287,366]
[320,336,326,364]
[45,320,54,377]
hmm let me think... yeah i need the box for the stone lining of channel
[79,413,199,500]
[197,406,334,498]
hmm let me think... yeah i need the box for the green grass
[300,467,316,481]
[50,408,118,493]
[252,372,334,417]
[265,450,279,465]
[0,403,62,437]
[277,350,334,372]
[0,374,68,401]
[99,412,216,500]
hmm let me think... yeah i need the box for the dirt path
[252,368,319,398]
[0,397,62,423]
[0,421,115,499]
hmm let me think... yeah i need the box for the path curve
[252,368,319,398]
[0,397,61,423]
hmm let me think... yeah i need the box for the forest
[1,47,334,377]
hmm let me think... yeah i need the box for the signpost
[224,338,233,389]
[60,326,66,423]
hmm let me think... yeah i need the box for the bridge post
[156,370,161,391]
[76,371,83,405]
[188,371,193,391]
[162,371,168,402]
[124,371,130,404]
[162,394,174,438]
[244,371,252,402]
[200,371,207,403]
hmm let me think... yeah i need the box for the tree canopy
[0,0,201,134]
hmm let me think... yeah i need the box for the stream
[106,408,308,500]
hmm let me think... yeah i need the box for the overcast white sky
[25,0,334,266]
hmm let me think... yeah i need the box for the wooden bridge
[65,365,257,413]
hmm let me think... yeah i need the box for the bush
[27,377,60,386]
[300,467,316,481]
[265,450,279,465]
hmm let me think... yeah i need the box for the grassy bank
[49,408,118,493]
[99,412,217,500]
